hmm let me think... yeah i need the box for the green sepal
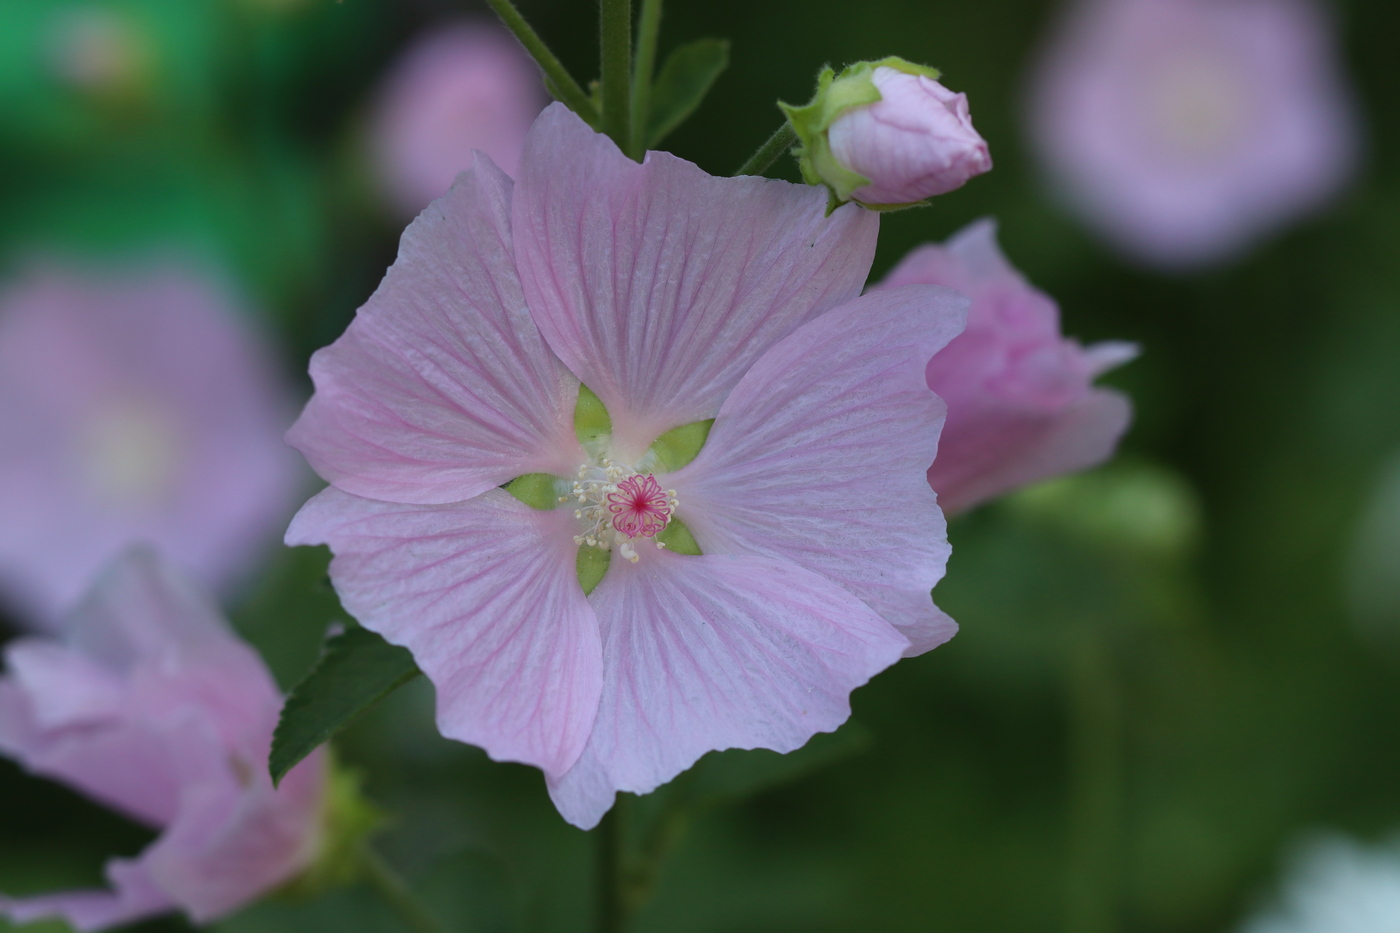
[576,544,611,596]
[648,419,714,473]
[277,757,384,899]
[574,383,612,454]
[504,473,560,510]
[656,515,702,555]
[269,626,421,786]
[646,39,731,148]
[778,57,942,206]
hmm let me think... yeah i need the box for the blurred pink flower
[286,104,967,829]
[829,67,993,206]
[1027,0,1359,268]
[0,261,302,628]
[0,548,326,931]
[367,21,546,217]
[878,219,1137,514]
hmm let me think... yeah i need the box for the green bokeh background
[1,0,1397,931]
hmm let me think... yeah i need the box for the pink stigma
[606,474,671,539]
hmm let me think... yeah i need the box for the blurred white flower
[1239,833,1400,933]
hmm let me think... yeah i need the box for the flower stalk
[734,122,798,177]
[600,0,633,151]
[361,847,450,933]
[483,0,601,127]
[628,0,663,159]
[1064,632,1123,933]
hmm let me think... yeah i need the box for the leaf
[504,473,560,510]
[574,383,611,452]
[269,627,421,785]
[646,39,730,148]
[648,419,713,472]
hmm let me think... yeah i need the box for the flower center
[566,459,677,563]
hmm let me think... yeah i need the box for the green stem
[628,0,663,158]
[484,0,600,127]
[596,801,627,933]
[733,123,798,177]
[1064,633,1123,933]
[361,848,449,933]
[599,0,633,151]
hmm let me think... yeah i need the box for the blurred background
[0,0,1397,931]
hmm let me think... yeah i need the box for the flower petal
[932,387,1134,514]
[0,858,175,933]
[671,285,967,655]
[512,104,879,458]
[287,486,601,777]
[141,753,326,923]
[546,550,908,829]
[287,155,583,505]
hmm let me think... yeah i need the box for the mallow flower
[1237,832,1400,933]
[876,219,1137,514]
[286,104,968,829]
[367,21,546,217]
[782,57,992,209]
[1027,0,1359,269]
[0,548,327,931]
[0,260,301,628]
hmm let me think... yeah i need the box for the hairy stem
[733,122,798,177]
[599,0,633,151]
[484,0,600,127]
[628,0,663,158]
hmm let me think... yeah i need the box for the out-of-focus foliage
[2,0,1398,931]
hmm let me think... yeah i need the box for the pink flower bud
[828,67,992,205]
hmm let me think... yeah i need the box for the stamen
[569,458,678,560]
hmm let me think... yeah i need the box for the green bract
[501,383,712,593]
[779,57,941,208]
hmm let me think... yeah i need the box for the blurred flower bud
[781,57,992,209]
[367,22,546,218]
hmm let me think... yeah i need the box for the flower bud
[780,57,992,209]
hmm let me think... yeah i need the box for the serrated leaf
[269,627,421,785]
[646,39,730,148]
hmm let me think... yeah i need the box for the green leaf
[646,39,730,148]
[504,473,560,510]
[656,515,702,555]
[576,544,611,596]
[269,627,421,785]
[649,419,713,472]
[574,383,611,452]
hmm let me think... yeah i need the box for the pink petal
[546,550,909,829]
[287,156,584,505]
[1,858,175,932]
[287,486,602,777]
[932,388,1134,514]
[142,753,327,922]
[512,104,879,459]
[670,286,966,655]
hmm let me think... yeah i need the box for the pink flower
[829,67,993,206]
[286,104,968,829]
[367,21,546,217]
[877,219,1137,514]
[0,548,326,931]
[1027,0,1359,268]
[0,261,302,628]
